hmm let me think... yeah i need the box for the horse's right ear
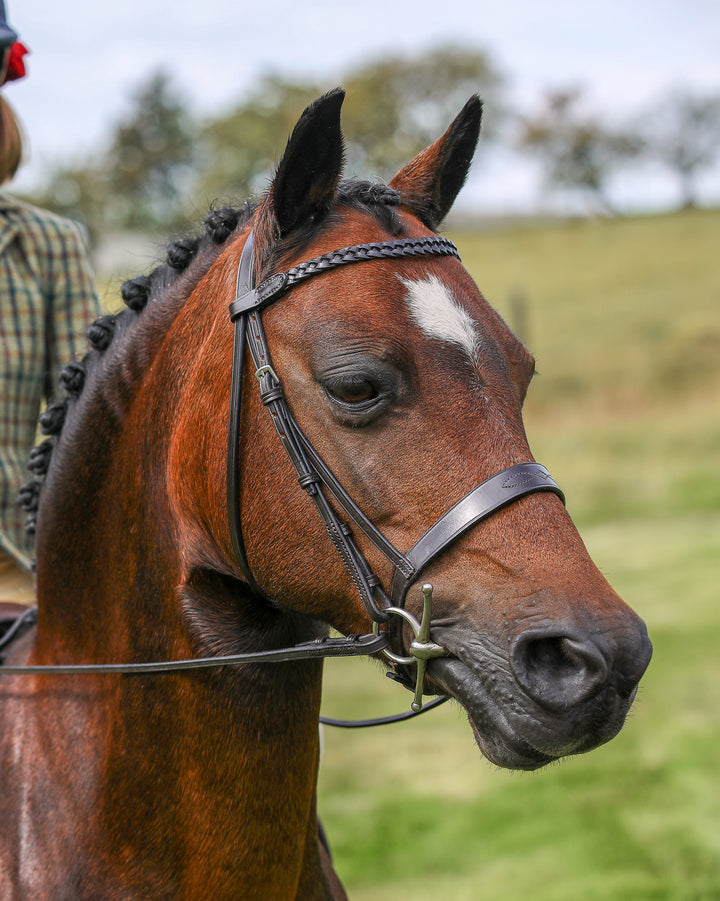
[389,95,482,229]
[255,88,346,245]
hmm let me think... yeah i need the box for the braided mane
[18,182,403,538]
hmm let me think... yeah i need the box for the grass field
[317,208,720,899]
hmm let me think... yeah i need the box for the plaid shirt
[0,194,101,569]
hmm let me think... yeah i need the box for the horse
[0,89,651,899]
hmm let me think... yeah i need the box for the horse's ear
[389,95,482,229]
[258,88,346,241]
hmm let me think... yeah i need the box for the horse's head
[172,89,651,770]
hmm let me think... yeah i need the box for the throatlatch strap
[226,234,262,593]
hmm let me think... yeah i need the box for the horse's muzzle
[427,614,652,771]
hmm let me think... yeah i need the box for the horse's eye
[325,378,378,407]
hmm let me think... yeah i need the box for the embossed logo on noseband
[501,469,553,490]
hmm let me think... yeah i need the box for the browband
[229,236,461,321]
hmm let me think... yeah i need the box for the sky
[5,0,720,213]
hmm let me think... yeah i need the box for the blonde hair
[0,94,23,184]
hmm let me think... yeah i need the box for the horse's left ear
[389,95,482,229]
[257,88,346,242]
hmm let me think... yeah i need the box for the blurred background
[6,1,719,897]
[8,0,720,256]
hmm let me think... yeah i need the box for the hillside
[456,208,720,526]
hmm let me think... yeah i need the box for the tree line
[26,44,720,239]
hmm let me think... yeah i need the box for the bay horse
[0,89,651,899]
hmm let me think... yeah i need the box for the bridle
[225,230,565,711]
[1,228,565,726]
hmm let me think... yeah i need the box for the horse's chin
[427,656,630,772]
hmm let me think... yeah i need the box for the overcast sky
[5,0,720,212]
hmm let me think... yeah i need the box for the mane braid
[336,179,403,235]
[258,179,406,278]
[17,202,256,539]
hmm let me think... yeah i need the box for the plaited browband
[229,235,462,320]
[226,230,565,667]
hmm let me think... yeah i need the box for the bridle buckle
[255,364,280,383]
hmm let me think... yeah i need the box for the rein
[1,228,565,730]
[0,608,386,673]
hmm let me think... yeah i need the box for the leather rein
[1,229,565,728]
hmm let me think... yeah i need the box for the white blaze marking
[400,275,480,364]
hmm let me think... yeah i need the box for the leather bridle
[1,228,565,726]
[225,230,565,711]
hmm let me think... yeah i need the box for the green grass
[317,209,720,899]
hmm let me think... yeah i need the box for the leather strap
[229,236,461,321]
[0,628,388,674]
[226,235,258,590]
[390,463,564,605]
[244,308,393,623]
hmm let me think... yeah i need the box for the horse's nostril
[525,636,583,677]
[511,630,610,712]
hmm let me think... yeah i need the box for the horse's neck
[31,510,331,895]
[7,643,329,897]
[97,659,328,897]
[25,362,336,897]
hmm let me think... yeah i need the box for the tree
[104,70,196,230]
[196,45,505,206]
[197,73,325,206]
[28,47,506,238]
[27,161,106,244]
[640,88,720,208]
[33,70,198,235]
[340,44,505,177]
[518,88,641,214]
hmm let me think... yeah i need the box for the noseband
[227,230,565,709]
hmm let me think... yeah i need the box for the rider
[0,0,101,604]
